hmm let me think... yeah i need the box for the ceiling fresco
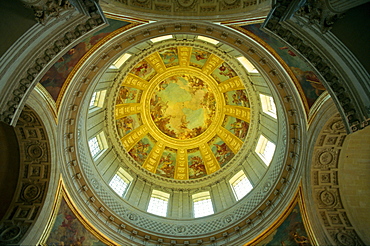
[114,46,252,180]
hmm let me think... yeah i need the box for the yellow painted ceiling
[114,46,251,180]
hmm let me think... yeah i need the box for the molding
[0,2,108,126]
[304,99,365,245]
[0,106,51,245]
[100,0,272,23]
[262,0,370,134]
[38,177,117,245]
[244,185,317,246]
[58,21,306,245]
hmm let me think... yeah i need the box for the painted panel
[159,48,179,68]
[190,49,211,68]
[225,89,250,107]
[256,203,311,246]
[211,62,237,83]
[116,114,141,138]
[45,198,106,246]
[116,86,142,104]
[156,147,176,179]
[209,136,235,167]
[223,115,249,140]
[129,134,155,165]
[40,19,129,101]
[130,60,157,81]
[242,24,325,108]
[188,148,207,179]
[150,75,216,139]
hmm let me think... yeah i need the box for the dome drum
[58,21,305,245]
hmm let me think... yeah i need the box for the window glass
[236,56,258,73]
[88,137,100,157]
[197,36,219,45]
[109,168,133,197]
[255,135,276,165]
[88,131,108,158]
[147,190,170,217]
[260,94,277,118]
[150,35,173,43]
[112,53,132,69]
[192,191,214,218]
[230,170,253,200]
[90,90,107,109]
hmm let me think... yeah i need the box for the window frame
[147,190,170,217]
[88,131,108,159]
[109,168,133,197]
[259,94,277,118]
[192,191,214,218]
[255,134,276,166]
[229,170,253,201]
[90,89,107,109]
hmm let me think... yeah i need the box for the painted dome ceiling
[114,46,251,180]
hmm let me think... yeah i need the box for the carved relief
[173,225,187,234]
[317,189,339,208]
[0,226,22,242]
[0,2,107,126]
[327,229,363,246]
[296,0,345,33]
[263,181,272,193]
[25,141,48,163]
[0,106,51,244]
[176,0,196,10]
[111,0,267,17]
[310,114,364,245]
[132,0,152,9]
[314,148,338,169]
[21,183,43,202]
[220,0,240,10]
[21,0,73,25]
[263,0,368,134]
[127,212,139,222]
[222,214,234,224]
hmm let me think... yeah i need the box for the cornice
[58,21,306,245]
[0,106,51,245]
[304,107,365,245]
[262,1,370,134]
[0,3,108,127]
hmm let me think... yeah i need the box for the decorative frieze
[0,107,51,245]
[262,0,369,133]
[0,0,108,126]
[310,114,364,245]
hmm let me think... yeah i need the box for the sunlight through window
[230,170,253,201]
[255,135,276,165]
[147,190,170,217]
[109,168,133,197]
[193,191,214,218]
[88,131,108,158]
[260,94,277,118]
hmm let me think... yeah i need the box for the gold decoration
[114,46,252,180]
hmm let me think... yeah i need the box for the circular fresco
[149,74,216,140]
[114,46,252,180]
